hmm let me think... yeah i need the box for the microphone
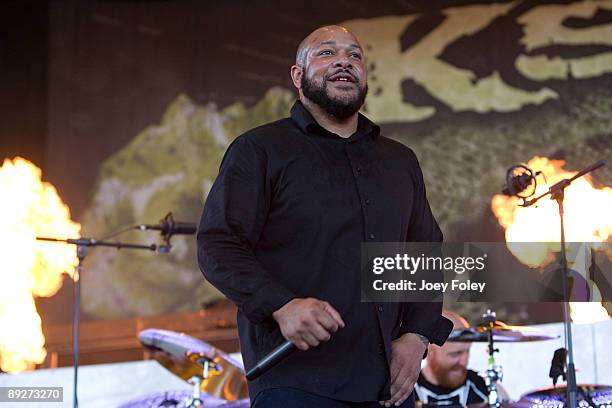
[246,340,296,381]
[549,347,567,386]
[502,164,540,197]
[138,212,197,236]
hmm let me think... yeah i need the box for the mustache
[326,68,358,82]
[449,363,467,373]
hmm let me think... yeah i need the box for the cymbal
[119,389,250,408]
[139,329,248,401]
[467,402,532,408]
[448,321,559,342]
[521,384,612,405]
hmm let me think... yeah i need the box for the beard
[301,72,368,120]
[430,362,468,389]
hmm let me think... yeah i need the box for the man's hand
[271,298,345,351]
[380,332,428,407]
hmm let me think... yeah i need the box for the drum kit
[119,310,612,408]
[445,310,612,408]
[119,329,249,408]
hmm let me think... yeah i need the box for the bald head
[296,25,362,66]
[290,25,367,121]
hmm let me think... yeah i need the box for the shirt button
[378,305,383,312]
[365,198,371,205]
[368,233,375,240]
[356,166,362,173]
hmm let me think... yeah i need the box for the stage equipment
[139,329,248,401]
[482,310,507,407]
[448,321,559,343]
[37,212,195,408]
[118,390,249,408]
[452,310,558,407]
[502,165,540,198]
[549,348,567,387]
[138,212,197,239]
[501,159,607,408]
[467,402,530,408]
[520,384,612,408]
[136,212,197,252]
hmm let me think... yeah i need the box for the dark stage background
[3,0,612,326]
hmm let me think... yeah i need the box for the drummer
[415,310,507,407]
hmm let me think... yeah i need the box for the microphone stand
[35,236,169,408]
[520,159,606,408]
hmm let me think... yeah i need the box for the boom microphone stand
[511,159,607,408]
[36,213,192,408]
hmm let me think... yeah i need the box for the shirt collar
[290,100,380,141]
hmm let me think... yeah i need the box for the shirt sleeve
[197,135,295,326]
[398,150,453,346]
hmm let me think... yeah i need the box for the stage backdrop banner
[45,0,612,319]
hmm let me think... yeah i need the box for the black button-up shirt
[197,101,452,402]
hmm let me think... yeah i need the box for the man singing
[197,25,451,407]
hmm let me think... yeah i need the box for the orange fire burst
[491,156,612,323]
[0,157,80,372]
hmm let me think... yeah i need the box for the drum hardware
[549,348,567,387]
[186,375,203,408]
[447,309,612,408]
[520,384,612,408]
[139,329,248,401]
[449,309,560,407]
[118,390,250,408]
[185,357,223,408]
[502,159,608,408]
[481,309,504,408]
[125,328,250,407]
[448,310,561,407]
[128,315,610,408]
[448,322,559,343]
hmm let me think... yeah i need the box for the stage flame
[0,157,80,372]
[491,156,612,323]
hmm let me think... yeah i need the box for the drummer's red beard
[430,362,468,389]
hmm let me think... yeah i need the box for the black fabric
[252,387,416,408]
[197,100,452,402]
[415,370,489,407]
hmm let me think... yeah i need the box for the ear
[426,343,435,358]
[290,64,303,91]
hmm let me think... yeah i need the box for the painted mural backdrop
[74,1,612,319]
